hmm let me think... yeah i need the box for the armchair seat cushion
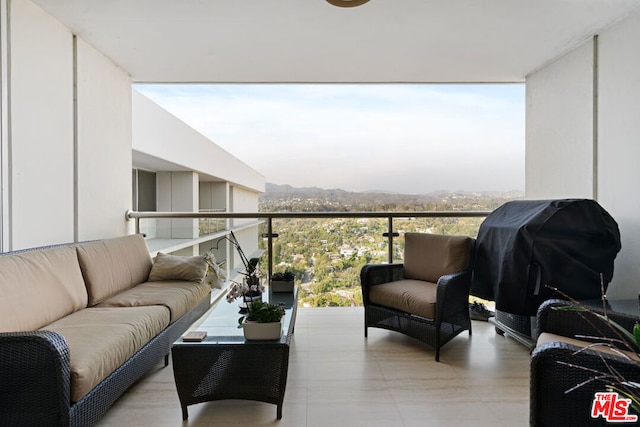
[369,279,437,319]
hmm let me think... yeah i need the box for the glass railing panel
[198,209,226,237]
[128,211,490,307]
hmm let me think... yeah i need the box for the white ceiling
[32,0,640,83]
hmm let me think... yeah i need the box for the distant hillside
[259,183,523,212]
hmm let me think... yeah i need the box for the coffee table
[171,288,298,420]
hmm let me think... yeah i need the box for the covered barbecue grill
[470,199,621,320]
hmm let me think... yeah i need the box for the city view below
[259,183,522,307]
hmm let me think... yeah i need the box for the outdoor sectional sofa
[0,234,213,426]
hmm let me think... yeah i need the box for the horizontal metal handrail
[127,210,490,220]
[126,209,491,285]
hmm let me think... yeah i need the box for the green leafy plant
[239,301,285,324]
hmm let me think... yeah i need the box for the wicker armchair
[360,233,475,361]
[531,299,640,426]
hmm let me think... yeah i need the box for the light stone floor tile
[95,306,530,427]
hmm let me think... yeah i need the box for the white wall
[157,171,199,240]
[230,185,259,229]
[4,1,265,253]
[525,39,595,199]
[4,0,133,249]
[597,10,640,298]
[526,9,640,298]
[1,0,9,250]
[76,38,132,241]
[231,186,259,213]
[9,0,74,249]
[170,171,198,241]
[199,182,228,210]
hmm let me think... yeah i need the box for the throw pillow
[148,252,208,283]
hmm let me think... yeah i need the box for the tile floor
[96,307,531,427]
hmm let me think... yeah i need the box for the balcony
[102,210,532,426]
[3,2,640,425]
[95,305,529,426]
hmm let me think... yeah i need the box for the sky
[135,84,525,195]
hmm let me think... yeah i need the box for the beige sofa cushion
[41,306,170,402]
[537,332,640,361]
[76,235,153,306]
[403,233,473,283]
[148,252,207,283]
[96,280,211,322]
[369,279,437,319]
[0,246,87,332]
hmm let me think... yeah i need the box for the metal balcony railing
[126,210,491,285]
[198,208,227,236]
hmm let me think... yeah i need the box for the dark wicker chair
[531,299,640,426]
[360,233,475,361]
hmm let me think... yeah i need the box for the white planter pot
[242,319,282,340]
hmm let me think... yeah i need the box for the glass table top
[176,288,298,345]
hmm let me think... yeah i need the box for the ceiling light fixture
[326,0,370,7]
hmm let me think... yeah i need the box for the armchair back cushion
[0,246,87,332]
[403,233,473,283]
[77,235,153,306]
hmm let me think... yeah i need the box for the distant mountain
[262,183,351,198]
[260,183,523,212]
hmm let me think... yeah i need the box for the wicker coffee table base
[171,289,298,420]
[172,342,290,419]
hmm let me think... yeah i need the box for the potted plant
[270,270,295,293]
[239,301,286,340]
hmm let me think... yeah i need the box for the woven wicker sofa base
[1,296,211,427]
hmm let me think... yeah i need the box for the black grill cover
[470,199,621,316]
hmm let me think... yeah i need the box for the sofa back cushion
[0,246,88,332]
[403,233,473,283]
[76,234,153,306]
